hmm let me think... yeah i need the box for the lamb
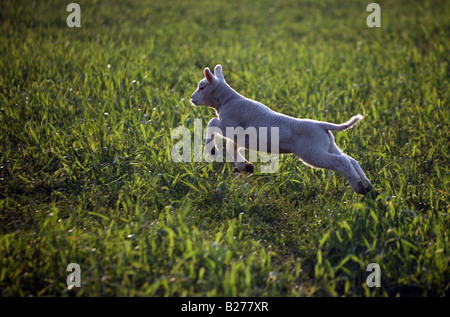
[190,64,373,194]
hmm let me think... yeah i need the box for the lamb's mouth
[190,99,198,105]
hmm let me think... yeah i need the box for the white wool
[190,65,373,194]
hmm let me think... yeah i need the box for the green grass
[0,0,448,296]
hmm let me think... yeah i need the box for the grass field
[0,0,448,296]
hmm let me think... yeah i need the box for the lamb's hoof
[244,163,254,173]
[233,163,254,174]
[211,146,218,156]
[357,181,375,196]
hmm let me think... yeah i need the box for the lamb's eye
[199,86,204,90]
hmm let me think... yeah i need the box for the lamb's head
[190,64,225,107]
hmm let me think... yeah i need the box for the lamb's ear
[204,67,214,83]
[214,64,224,80]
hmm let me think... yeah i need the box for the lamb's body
[190,65,373,194]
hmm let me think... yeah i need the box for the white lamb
[190,64,373,194]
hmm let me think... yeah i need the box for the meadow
[0,0,448,296]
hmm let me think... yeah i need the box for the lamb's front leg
[204,118,222,157]
[226,139,254,173]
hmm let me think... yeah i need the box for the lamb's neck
[213,84,241,114]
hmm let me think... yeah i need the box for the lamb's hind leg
[346,156,373,193]
[300,148,368,194]
[327,131,373,194]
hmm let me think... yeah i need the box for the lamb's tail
[319,114,364,131]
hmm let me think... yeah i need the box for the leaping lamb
[190,64,374,195]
